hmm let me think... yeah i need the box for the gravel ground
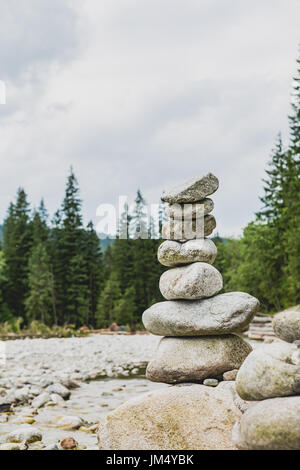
[0,334,163,450]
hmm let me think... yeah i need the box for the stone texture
[142,292,259,336]
[98,383,241,450]
[223,369,239,381]
[7,425,42,444]
[161,173,219,204]
[236,342,300,401]
[162,215,216,240]
[158,239,217,267]
[45,383,70,400]
[272,305,300,343]
[165,199,214,219]
[203,379,219,387]
[159,262,223,300]
[233,397,300,450]
[146,336,252,384]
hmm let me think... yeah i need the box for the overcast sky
[0,0,299,236]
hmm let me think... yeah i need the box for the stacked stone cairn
[233,305,300,450]
[143,173,260,386]
[97,174,261,450]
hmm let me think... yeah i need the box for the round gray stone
[147,336,251,384]
[233,396,300,450]
[272,306,300,343]
[158,239,217,267]
[159,262,223,300]
[162,215,216,240]
[161,173,219,204]
[142,292,259,336]
[165,199,214,219]
[236,341,300,401]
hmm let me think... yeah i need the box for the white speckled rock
[45,383,70,400]
[98,383,241,450]
[165,199,214,219]
[233,397,300,450]
[162,215,216,240]
[143,292,259,336]
[272,305,300,343]
[158,239,217,267]
[31,392,50,409]
[161,174,219,204]
[236,342,300,401]
[146,335,252,384]
[159,262,223,300]
[7,425,42,444]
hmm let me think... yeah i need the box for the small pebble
[203,379,219,387]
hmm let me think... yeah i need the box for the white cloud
[0,0,299,236]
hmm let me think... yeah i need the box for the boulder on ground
[272,305,300,343]
[236,341,300,400]
[233,396,300,450]
[98,383,241,450]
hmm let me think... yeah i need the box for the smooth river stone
[159,262,223,300]
[272,305,300,343]
[161,173,219,204]
[236,342,300,401]
[162,215,216,240]
[233,397,300,450]
[165,199,214,220]
[158,239,217,267]
[98,383,241,450]
[142,292,259,336]
[146,335,252,384]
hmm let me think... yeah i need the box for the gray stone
[165,199,214,219]
[223,369,239,381]
[162,215,216,240]
[159,262,223,300]
[203,379,219,387]
[233,397,300,450]
[56,415,83,430]
[98,383,241,450]
[236,342,300,401]
[146,336,252,384]
[272,305,300,343]
[7,425,42,444]
[45,383,70,400]
[158,239,217,267]
[31,392,50,409]
[161,173,219,204]
[143,292,259,336]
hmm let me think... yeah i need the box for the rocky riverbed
[0,334,168,450]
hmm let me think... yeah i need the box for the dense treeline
[0,54,299,327]
[0,173,165,329]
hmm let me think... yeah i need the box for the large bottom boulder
[233,396,300,450]
[98,383,241,450]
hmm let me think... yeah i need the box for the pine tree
[3,189,32,319]
[82,222,103,327]
[58,168,86,325]
[25,243,54,325]
[96,276,121,328]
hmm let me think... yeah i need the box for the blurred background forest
[0,55,299,333]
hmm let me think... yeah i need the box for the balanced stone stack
[143,174,259,385]
[233,305,300,450]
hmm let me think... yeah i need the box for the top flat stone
[161,173,219,204]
